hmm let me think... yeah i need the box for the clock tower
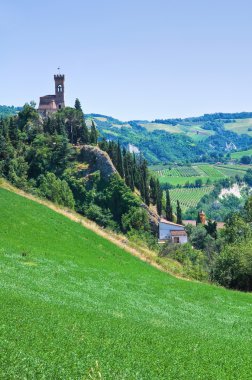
[54,74,65,109]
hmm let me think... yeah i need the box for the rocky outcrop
[78,145,159,233]
[79,145,117,182]
[141,203,159,235]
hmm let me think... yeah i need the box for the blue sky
[1,0,252,120]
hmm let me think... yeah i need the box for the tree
[211,241,252,291]
[90,120,98,145]
[140,159,150,206]
[243,196,252,223]
[104,174,140,225]
[224,213,251,244]
[244,169,252,186]
[79,118,90,144]
[240,155,251,165]
[176,200,182,224]
[189,225,208,250]
[156,179,162,216]
[38,173,75,209]
[205,219,217,239]
[195,178,203,188]
[165,190,173,221]
[123,151,134,191]
[117,141,125,178]
[74,98,82,111]
[122,207,150,233]
[196,211,202,225]
[150,177,157,205]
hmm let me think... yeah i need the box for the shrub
[38,172,75,209]
[122,207,150,233]
[160,243,207,280]
[84,204,117,230]
[211,241,252,290]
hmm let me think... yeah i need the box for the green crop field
[141,122,215,141]
[169,186,213,211]
[1,188,252,379]
[151,163,249,186]
[231,148,252,159]
[224,118,252,136]
[216,164,252,177]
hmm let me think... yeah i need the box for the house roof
[170,230,187,237]
[160,218,184,227]
[216,222,225,229]
[183,220,196,226]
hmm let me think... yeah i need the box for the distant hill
[87,113,252,164]
[2,106,252,164]
[0,105,22,117]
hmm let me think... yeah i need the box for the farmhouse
[159,219,188,244]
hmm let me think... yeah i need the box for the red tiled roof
[183,220,196,226]
[170,230,187,236]
[216,222,225,229]
[160,218,183,227]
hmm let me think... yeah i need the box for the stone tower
[54,74,65,109]
[38,73,66,116]
[199,210,206,225]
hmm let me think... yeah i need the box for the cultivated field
[224,118,252,136]
[1,188,252,379]
[150,163,249,186]
[231,148,252,159]
[169,186,213,211]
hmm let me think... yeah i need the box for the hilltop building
[38,74,65,116]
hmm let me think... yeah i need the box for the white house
[159,219,188,244]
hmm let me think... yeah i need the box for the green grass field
[231,148,252,159]
[141,122,215,141]
[1,188,252,379]
[224,118,252,136]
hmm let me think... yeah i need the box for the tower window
[57,85,63,93]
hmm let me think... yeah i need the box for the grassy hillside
[231,148,252,159]
[1,188,252,379]
[224,118,252,136]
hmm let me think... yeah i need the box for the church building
[38,74,65,116]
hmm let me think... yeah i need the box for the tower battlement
[54,74,65,80]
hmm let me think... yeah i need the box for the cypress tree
[150,176,157,205]
[141,159,150,206]
[165,190,173,221]
[90,120,98,145]
[156,179,163,216]
[74,98,82,111]
[176,200,182,225]
[117,141,125,178]
[79,119,89,144]
[196,211,202,225]
[132,153,139,189]
[123,151,134,190]
[99,138,109,152]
